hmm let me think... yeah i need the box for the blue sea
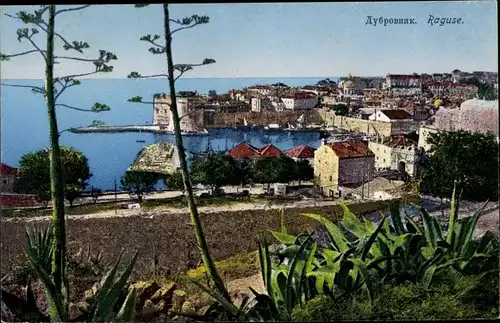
[1,77,338,190]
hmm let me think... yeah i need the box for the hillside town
[3,70,497,205]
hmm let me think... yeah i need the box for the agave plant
[2,226,139,322]
[186,186,498,321]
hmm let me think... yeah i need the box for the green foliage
[120,170,158,203]
[235,159,253,185]
[165,169,185,191]
[190,153,240,192]
[91,103,111,112]
[291,278,493,321]
[91,120,106,126]
[16,146,91,203]
[253,156,299,184]
[332,103,348,116]
[25,225,54,277]
[208,90,217,97]
[90,186,103,203]
[296,159,313,182]
[422,130,499,201]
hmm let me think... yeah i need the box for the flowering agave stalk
[0,5,117,320]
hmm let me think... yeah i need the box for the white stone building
[281,92,318,110]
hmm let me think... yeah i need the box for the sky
[0,2,497,79]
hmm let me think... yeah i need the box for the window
[383,158,386,163]
[3,180,6,184]
[329,176,333,181]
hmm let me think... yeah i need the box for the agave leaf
[404,214,424,235]
[360,216,387,261]
[115,287,137,322]
[339,202,370,237]
[459,199,490,255]
[270,269,287,302]
[268,230,296,245]
[335,259,354,291]
[285,233,312,314]
[418,206,438,249]
[351,258,375,303]
[389,200,406,235]
[446,184,462,245]
[25,251,65,322]
[302,213,348,252]
[92,251,138,322]
[258,240,274,305]
[298,242,317,305]
[476,231,497,253]
[87,250,124,319]
[321,248,341,265]
[188,278,241,317]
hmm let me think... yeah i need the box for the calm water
[1,77,338,190]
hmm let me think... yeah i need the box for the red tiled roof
[0,163,17,176]
[257,144,283,157]
[283,92,317,100]
[383,135,417,148]
[285,145,316,159]
[328,140,374,158]
[380,109,413,120]
[228,142,259,159]
[388,74,421,79]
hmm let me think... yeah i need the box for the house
[0,163,18,193]
[257,144,284,157]
[425,82,478,99]
[368,109,413,122]
[384,74,422,96]
[417,124,440,152]
[227,142,283,160]
[285,145,316,167]
[314,140,375,197]
[281,92,318,110]
[247,85,273,96]
[368,135,419,177]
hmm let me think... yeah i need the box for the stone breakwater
[0,200,394,279]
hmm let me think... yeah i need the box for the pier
[69,125,209,136]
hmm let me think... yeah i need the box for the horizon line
[0,75,368,81]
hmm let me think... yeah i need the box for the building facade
[368,136,419,176]
[426,82,478,99]
[384,74,422,96]
[281,92,318,110]
[0,163,17,193]
[314,140,375,197]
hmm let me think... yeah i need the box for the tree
[16,147,91,207]
[191,153,239,194]
[460,78,498,100]
[128,4,230,301]
[164,169,185,192]
[296,159,314,184]
[120,170,158,203]
[333,103,349,116]
[89,186,103,204]
[0,5,118,319]
[208,89,217,98]
[253,156,299,188]
[422,130,499,202]
[236,158,254,186]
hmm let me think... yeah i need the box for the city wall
[318,109,392,136]
[206,110,323,127]
[1,200,393,279]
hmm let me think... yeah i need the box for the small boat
[136,140,146,143]
[264,123,281,132]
